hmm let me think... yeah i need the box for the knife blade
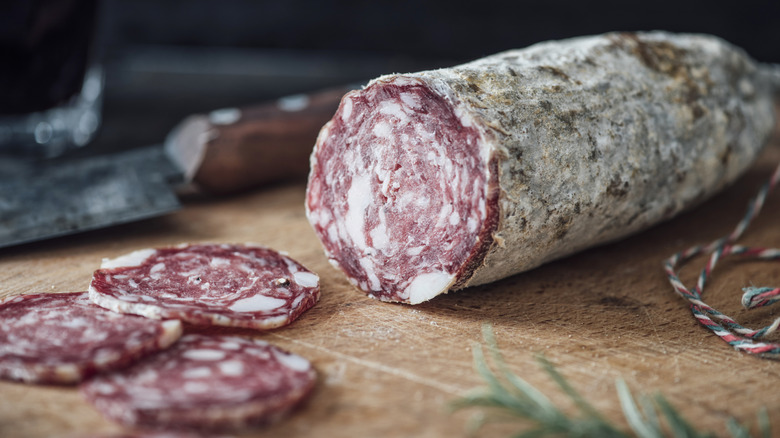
[0,84,355,249]
[0,146,182,248]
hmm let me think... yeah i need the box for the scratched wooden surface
[1,126,780,437]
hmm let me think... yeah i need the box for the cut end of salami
[306,77,498,304]
[0,292,182,384]
[88,243,320,330]
[81,334,316,431]
[307,32,775,305]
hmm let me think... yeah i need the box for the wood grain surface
[1,123,779,437]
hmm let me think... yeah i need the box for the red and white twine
[664,161,780,358]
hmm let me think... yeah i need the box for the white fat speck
[183,381,212,393]
[277,93,310,112]
[369,221,389,250]
[245,348,271,359]
[101,248,156,269]
[438,204,453,223]
[454,107,473,128]
[467,217,478,233]
[378,101,407,121]
[182,367,212,379]
[209,107,241,125]
[94,349,119,367]
[128,279,138,288]
[237,263,255,274]
[218,360,245,376]
[405,271,455,304]
[118,294,139,302]
[182,349,226,361]
[396,192,414,209]
[359,257,381,291]
[307,209,320,225]
[444,158,454,177]
[274,350,311,372]
[150,262,165,273]
[250,338,270,347]
[341,97,353,121]
[161,320,181,335]
[406,246,425,256]
[316,208,332,226]
[292,271,319,288]
[372,121,392,138]
[400,92,420,108]
[329,258,343,271]
[220,341,241,350]
[210,257,230,267]
[58,317,88,328]
[93,382,117,395]
[229,294,287,312]
[449,210,460,225]
[345,173,372,249]
[416,197,431,207]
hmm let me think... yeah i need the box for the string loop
[664,161,780,358]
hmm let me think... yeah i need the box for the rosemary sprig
[452,325,771,438]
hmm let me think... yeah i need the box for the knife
[0,85,355,249]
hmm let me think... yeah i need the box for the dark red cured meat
[306,81,497,304]
[88,243,320,330]
[79,430,233,438]
[81,334,316,431]
[306,33,776,305]
[80,433,229,438]
[0,292,181,384]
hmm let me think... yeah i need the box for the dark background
[95,0,780,149]
[5,0,780,152]
[98,0,780,63]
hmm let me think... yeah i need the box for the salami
[306,31,777,304]
[81,433,225,438]
[81,334,316,430]
[0,292,181,384]
[88,243,320,330]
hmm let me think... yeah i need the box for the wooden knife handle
[165,85,356,194]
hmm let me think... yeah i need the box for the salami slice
[81,433,225,438]
[0,292,181,384]
[80,430,233,438]
[81,334,316,430]
[305,31,776,304]
[88,243,320,330]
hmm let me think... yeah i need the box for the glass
[0,0,102,159]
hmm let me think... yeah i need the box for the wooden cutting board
[1,125,779,437]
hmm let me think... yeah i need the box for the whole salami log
[81,334,316,431]
[0,292,181,384]
[305,31,777,304]
[89,243,320,330]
